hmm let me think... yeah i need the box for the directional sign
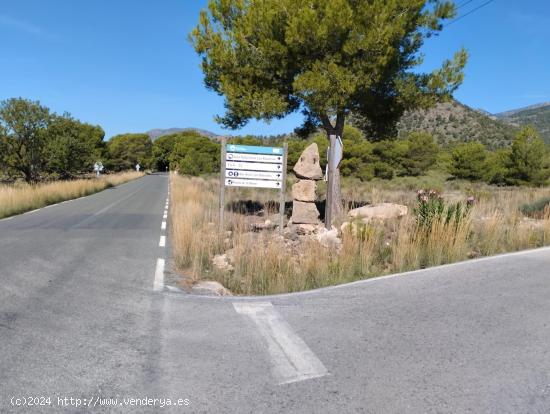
[225,161,283,172]
[332,136,343,169]
[226,170,283,180]
[226,153,283,163]
[225,178,282,189]
[227,144,283,155]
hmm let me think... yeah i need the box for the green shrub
[520,197,550,218]
[449,141,488,181]
[414,189,473,230]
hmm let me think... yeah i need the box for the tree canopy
[45,114,105,178]
[191,0,467,140]
[106,133,152,171]
[0,98,51,182]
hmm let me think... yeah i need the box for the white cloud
[0,15,42,35]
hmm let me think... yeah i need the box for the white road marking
[153,258,165,292]
[163,211,168,219]
[159,235,166,247]
[161,221,166,230]
[233,302,328,385]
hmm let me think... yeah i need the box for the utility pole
[278,142,288,235]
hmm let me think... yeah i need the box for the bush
[373,161,394,179]
[414,189,473,230]
[520,197,550,218]
[449,141,488,180]
[401,132,439,176]
[506,126,549,186]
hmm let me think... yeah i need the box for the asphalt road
[1,173,550,413]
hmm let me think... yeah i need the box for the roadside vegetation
[0,98,155,184]
[0,98,148,219]
[0,171,144,219]
[170,173,550,295]
[149,123,550,188]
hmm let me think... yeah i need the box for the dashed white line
[159,235,166,247]
[161,221,166,230]
[153,258,165,291]
[163,211,168,219]
[233,302,328,385]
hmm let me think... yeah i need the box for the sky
[1,0,549,139]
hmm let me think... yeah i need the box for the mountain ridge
[146,101,550,147]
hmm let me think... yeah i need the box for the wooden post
[219,137,227,233]
[278,142,288,234]
[325,134,337,230]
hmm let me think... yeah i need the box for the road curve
[1,173,550,413]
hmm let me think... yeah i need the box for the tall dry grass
[170,173,550,295]
[0,171,144,219]
[170,175,223,280]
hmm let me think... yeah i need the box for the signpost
[219,138,288,234]
[93,161,104,177]
[325,135,343,230]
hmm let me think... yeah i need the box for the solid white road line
[233,302,328,385]
[153,258,165,292]
[159,235,166,247]
[161,221,167,230]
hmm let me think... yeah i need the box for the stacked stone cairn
[291,143,323,225]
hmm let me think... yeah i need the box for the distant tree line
[151,123,550,187]
[0,98,155,183]
[0,98,106,182]
[2,97,548,187]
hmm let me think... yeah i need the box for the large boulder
[291,200,320,224]
[191,281,232,296]
[293,143,323,180]
[348,203,408,221]
[292,180,316,202]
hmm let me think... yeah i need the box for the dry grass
[170,173,550,295]
[0,171,144,219]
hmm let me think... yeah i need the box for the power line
[456,0,477,10]
[446,0,496,27]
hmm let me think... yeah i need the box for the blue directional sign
[226,144,283,155]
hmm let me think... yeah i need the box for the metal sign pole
[219,137,227,233]
[325,134,337,230]
[278,143,288,234]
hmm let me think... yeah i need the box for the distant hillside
[147,128,219,141]
[397,100,519,149]
[495,103,550,145]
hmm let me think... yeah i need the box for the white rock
[316,227,342,250]
[191,281,232,296]
[212,254,234,272]
[348,203,408,220]
[292,180,316,202]
[293,143,323,180]
[291,200,320,224]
